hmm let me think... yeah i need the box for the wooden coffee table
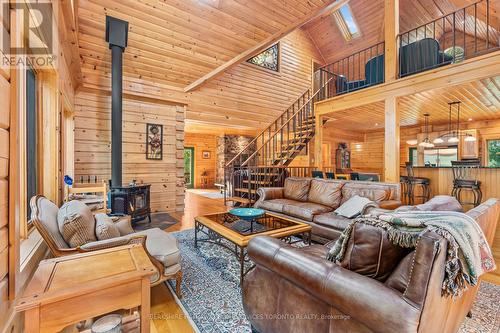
[194,211,312,285]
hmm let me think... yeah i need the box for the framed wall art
[146,123,163,160]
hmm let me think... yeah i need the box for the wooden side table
[16,244,155,333]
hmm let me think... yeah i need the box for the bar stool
[400,175,409,204]
[325,172,335,179]
[451,160,482,207]
[405,162,431,205]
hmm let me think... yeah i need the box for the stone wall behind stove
[216,135,256,184]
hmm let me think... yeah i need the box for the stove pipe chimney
[105,16,128,188]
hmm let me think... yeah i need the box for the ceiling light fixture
[419,114,434,148]
[406,139,418,145]
[433,101,475,145]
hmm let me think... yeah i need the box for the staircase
[224,69,337,206]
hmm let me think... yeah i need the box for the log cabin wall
[74,91,186,213]
[184,133,218,189]
[0,17,9,325]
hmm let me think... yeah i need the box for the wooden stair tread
[234,188,252,193]
[227,197,250,204]
[242,180,272,185]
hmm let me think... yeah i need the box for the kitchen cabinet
[460,129,479,159]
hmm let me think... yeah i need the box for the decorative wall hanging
[247,43,280,72]
[146,123,163,160]
[202,150,211,159]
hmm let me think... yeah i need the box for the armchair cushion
[95,213,120,240]
[80,234,144,251]
[134,228,181,271]
[57,200,97,247]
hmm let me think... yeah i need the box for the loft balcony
[315,0,498,101]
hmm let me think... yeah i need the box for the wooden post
[314,115,323,170]
[384,0,399,82]
[384,96,400,183]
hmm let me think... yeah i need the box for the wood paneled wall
[74,91,186,213]
[184,133,217,189]
[0,45,9,327]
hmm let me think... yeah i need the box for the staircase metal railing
[224,69,337,204]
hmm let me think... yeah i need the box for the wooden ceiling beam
[183,0,350,92]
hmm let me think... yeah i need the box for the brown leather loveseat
[242,198,500,333]
[254,177,401,243]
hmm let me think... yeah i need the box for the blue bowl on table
[229,208,265,221]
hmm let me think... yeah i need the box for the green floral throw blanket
[327,211,496,297]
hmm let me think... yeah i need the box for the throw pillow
[57,200,97,247]
[334,195,374,218]
[112,215,135,236]
[95,213,121,240]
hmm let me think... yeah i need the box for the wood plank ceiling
[325,76,500,132]
[76,0,499,131]
[304,0,498,64]
[78,0,330,88]
[77,0,330,130]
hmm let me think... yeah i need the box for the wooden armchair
[30,195,183,297]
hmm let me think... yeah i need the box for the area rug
[166,229,500,333]
[132,212,178,231]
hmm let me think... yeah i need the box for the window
[486,139,500,167]
[333,5,360,41]
[247,43,279,72]
[26,68,38,221]
[409,147,418,166]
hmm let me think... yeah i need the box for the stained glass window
[247,43,279,72]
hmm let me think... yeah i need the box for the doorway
[184,147,195,189]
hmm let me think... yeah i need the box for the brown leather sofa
[254,177,401,243]
[243,198,500,333]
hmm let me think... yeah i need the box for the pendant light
[419,114,434,148]
[433,101,475,144]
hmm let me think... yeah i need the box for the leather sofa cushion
[308,179,344,208]
[313,212,351,231]
[340,223,410,281]
[284,177,311,202]
[340,182,390,204]
[282,202,332,222]
[385,251,415,293]
[258,199,302,214]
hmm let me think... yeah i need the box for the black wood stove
[109,184,151,223]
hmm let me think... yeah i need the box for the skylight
[333,5,360,41]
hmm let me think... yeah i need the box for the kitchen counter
[410,166,500,169]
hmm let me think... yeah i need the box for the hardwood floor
[151,189,228,332]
